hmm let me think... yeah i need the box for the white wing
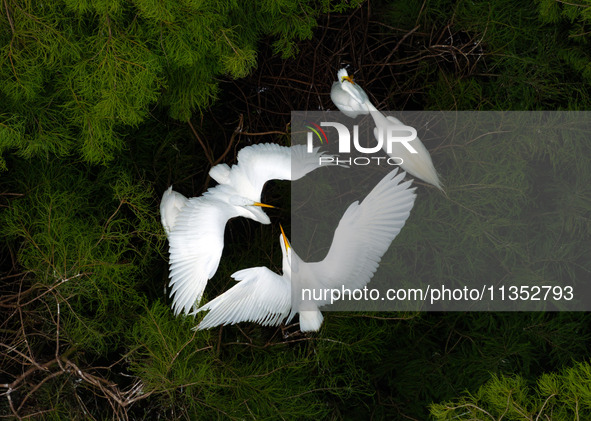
[166,142,336,318]
[290,144,338,180]
[160,186,189,236]
[167,196,236,315]
[230,143,292,198]
[229,143,335,199]
[372,115,443,190]
[296,169,416,304]
[209,163,231,185]
[194,267,291,329]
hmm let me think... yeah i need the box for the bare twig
[188,119,214,166]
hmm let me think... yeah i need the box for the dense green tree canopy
[1,0,591,419]
[0,0,362,168]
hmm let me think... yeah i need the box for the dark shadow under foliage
[2,0,591,420]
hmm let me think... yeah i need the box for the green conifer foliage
[0,0,363,168]
[3,0,591,419]
[431,361,591,420]
[1,160,161,354]
[129,302,340,419]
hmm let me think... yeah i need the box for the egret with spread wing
[194,168,416,332]
[161,143,336,316]
[331,68,442,190]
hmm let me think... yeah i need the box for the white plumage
[329,68,371,118]
[194,167,416,332]
[160,186,189,235]
[330,68,443,190]
[161,143,335,316]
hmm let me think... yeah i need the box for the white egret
[193,168,416,332]
[331,68,443,190]
[329,68,371,118]
[161,143,336,316]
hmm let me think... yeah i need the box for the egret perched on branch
[193,168,416,332]
[331,68,443,190]
[160,143,336,316]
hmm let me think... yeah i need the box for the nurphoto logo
[305,120,418,166]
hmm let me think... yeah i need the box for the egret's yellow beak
[253,202,275,208]
[341,75,355,85]
[280,224,290,251]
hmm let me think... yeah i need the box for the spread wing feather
[231,143,335,199]
[299,169,416,303]
[165,143,336,317]
[195,267,291,329]
[167,197,235,315]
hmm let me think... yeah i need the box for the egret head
[279,224,295,277]
[279,224,290,253]
[337,68,354,85]
[245,201,273,224]
[225,194,273,224]
[331,68,370,118]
